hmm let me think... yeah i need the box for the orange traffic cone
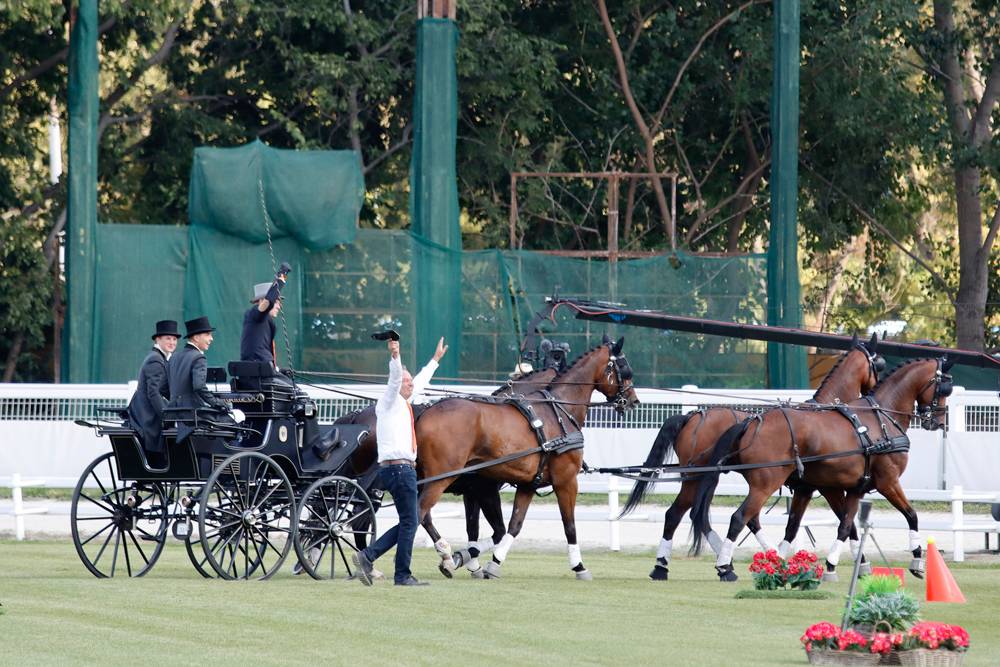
[925,536,966,603]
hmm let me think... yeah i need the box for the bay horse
[338,365,560,576]
[690,357,953,581]
[622,334,883,581]
[415,338,639,580]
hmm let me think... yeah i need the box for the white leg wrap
[777,540,793,559]
[850,539,861,561]
[567,544,582,569]
[909,530,922,552]
[715,539,735,568]
[656,538,673,561]
[475,538,495,554]
[434,538,453,558]
[754,531,775,552]
[705,530,723,555]
[493,534,515,562]
[827,539,845,566]
[466,557,481,572]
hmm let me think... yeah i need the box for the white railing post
[951,485,964,562]
[608,476,621,552]
[13,472,25,541]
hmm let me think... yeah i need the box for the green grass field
[1,541,996,665]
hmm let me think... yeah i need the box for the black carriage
[71,362,380,581]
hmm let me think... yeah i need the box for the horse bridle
[916,358,953,431]
[605,347,635,411]
[858,343,886,389]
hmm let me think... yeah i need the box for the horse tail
[620,413,692,517]
[689,417,755,555]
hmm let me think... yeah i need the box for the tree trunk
[954,167,988,350]
[3,334,24,382]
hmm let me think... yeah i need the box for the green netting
[93,224,188,381]
[410,18,462,378]
[189,140,362,249]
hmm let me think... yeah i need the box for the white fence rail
[1,382,998,491]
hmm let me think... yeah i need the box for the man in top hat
[241,261,292,368]
[125,320,180,467]
[168,316,243,443]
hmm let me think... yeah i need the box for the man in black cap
[241,261,292,368]
[168,316,243,442]
[125,320,179,467]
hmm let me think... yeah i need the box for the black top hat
[371,329,400,342]
[184,316,216,338]
[151,320,180,340]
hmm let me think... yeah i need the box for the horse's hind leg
[649,480,703,581]
[484,484,533,580]
[452,483,502,578]
[418,479,459,578]
[715,477,785,582]
[820,489,870,576]
[877,478,924,578]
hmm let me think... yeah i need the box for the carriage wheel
[198,452,297,580]
[293,476,376,581]
[70,452,168,578]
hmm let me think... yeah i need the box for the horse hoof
[483,561,502,579]
[452,549,471,568]
[822,571,839,583]
[909,558,925,579]
[649,564,669,581]
[858,561,873,577]
[716,564,738,583]
[469,567,485,579]
[575,569,593,581]
[437,561,454,579]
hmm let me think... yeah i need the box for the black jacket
[167,342,227,441]
[125,347,169,454]
[240,280,282,364]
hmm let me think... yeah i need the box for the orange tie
[406,402,417,454]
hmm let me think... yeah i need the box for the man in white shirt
[353,335,439,586]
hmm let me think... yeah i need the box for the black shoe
[394,576,429,586]
[351,552,374,586]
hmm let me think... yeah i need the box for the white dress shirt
[375,355,417,463]
[410,358,438,405]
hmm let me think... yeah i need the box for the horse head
[597,336,639,414]
[916,356,954,431]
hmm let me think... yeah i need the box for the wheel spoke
[92,525,118,566]
[336,539,353,575]
[251,526,283,560]
[122,530,133,577]
[346,505,373,524]
[79,491,115,515]
[80,521,114,546]
[127,530,151,566]
[110,530,121,577]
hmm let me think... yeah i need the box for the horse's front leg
[552,471,591,580]
[877,478,924,578]
[822,491,861,582]
[484,484,533,579]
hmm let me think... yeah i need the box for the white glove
[231,408,246,424]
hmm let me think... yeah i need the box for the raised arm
[411,337,448,400]
[377,340,403,411]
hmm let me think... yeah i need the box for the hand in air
[433,337,449,362]
[388,340,400,358]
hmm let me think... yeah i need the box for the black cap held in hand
[277,261,292,276]
[371,329,400,342]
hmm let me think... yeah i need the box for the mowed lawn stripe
[1,541,996,665]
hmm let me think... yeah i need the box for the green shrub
[857,574,901,599]
[847,591,920,631]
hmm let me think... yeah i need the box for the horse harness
[415,391,585,488]
[778,397,911,490]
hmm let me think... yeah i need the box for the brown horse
[337,365,559,576]
[415,338,639,579]
[622,334,883,581]
[691,357,953,581]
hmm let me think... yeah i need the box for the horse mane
[812,348,851,397]
[543,342,606,390]
[491,367,554,396]
[872,357,935,392]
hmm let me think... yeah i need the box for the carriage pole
[840,501,874,632]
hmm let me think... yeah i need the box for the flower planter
[805,648,881,666]
[896,649,964,667]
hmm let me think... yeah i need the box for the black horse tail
[620,413,692,517]
[689,417,755,555]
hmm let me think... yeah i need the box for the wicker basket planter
[896,649,964,667]
[806,649,882,666]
